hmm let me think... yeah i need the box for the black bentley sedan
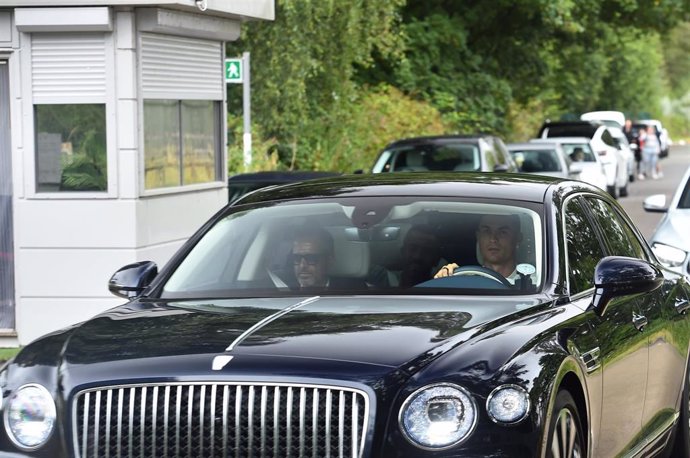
[1,173,690,458]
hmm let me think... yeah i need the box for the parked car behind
[507,142,573,179]
[2,173,690,457]
[228,170,341,203]
[538,120,629,198]
[579,112,635,181]
[643,164,690,276]
[369,135,517,174]
[608,125,637,182]
[529,137,608,192]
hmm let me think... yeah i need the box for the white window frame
[137,31,227,197]
[22,31,117,199]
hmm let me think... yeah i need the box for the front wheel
[546,390,585,458]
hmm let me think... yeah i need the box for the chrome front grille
[72,382,370,458]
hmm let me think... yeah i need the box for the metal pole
[242,52,252,169]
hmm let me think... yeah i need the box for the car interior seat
[398,151,429,172]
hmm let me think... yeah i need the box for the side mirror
[643,194,667,213]
[591,256,663,316]
[108,261,158,299]
[353,169,364,174]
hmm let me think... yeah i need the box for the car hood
[61,295,541,381]
[652,210,690,250]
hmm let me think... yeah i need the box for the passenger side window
[585,198,646,259]
[565,198,606,294]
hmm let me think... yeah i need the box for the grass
[0,347,21,363]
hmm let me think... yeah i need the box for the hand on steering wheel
[452,265,512,287]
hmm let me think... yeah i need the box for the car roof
[530,137,592,144]
[230,172,595,206]
[507,142,561,150]
[382,134,498,149]
[228,171,341,184]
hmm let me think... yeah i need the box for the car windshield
[161,197,544,299]
[510,149,562,172]
[376,142,481,172]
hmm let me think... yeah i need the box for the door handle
[675,299,690,315]
[632,314,648,332]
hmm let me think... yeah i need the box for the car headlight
[652,243,687,267]
[486,384,530,424]
[4,384,56,450]
[399,383,477,450]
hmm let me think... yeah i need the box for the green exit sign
[225,58,243,83]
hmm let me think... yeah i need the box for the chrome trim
[224,296,320,351]
[579,347,601,373]
[72,381,370,458]
[621,412,678,458]
[485,384,531,425]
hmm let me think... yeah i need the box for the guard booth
[0,1,274,345]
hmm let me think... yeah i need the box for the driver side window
[565,197,606,295]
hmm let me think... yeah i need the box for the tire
[670,360,690,456]
[619,182,628,198]
[546,390,585,458]
[607,184,619,200]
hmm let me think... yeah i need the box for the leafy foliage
[229,1,690,173]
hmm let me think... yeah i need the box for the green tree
[226,0,406,170]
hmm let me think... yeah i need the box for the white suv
[538,121,630,198]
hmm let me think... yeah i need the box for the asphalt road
[618,144,690,240]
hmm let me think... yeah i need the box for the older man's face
[477,215,520,267]
[292,239,329,287]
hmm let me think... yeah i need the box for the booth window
[35,104,107,192]
[144,100,221,189]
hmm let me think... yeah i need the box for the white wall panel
[116,49,136,99]
[16,200,137,247]
[18,248,139,297]
[117,149,138,199]
[17,297,122,345]
[116,99,137,149]
[136,188,225,246]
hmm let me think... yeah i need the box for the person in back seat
[397,225,442,287]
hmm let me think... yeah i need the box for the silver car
[507,142,572,179]
[643,165,690,276]
[529,137,608,191]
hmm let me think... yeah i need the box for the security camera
[195,0,208,11]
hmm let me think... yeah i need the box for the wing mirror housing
[591,256,663,316]
[108,261,158,299]
[643,194,667,213]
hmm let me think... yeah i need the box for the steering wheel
[452,265,512,287]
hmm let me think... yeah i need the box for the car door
[586,196,688,444]
[564,195,648,457]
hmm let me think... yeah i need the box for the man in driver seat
[433,214,532,285]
